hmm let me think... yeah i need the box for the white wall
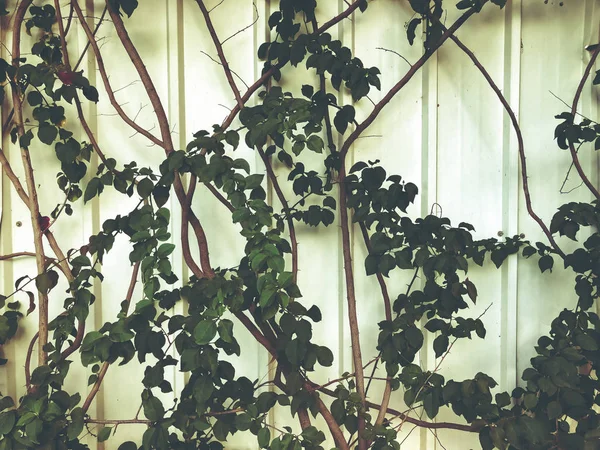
[1,0,599,448]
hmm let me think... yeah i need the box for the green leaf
[218,319,234,344]
[67,407,84,440]
[258,427,270,448]
[27,91,43,106]
[193,320,217,345]
[82,85,99,102]
[0,410,16,435]
[423,391,439,418]
[137,178,154,199]
[97,426,112,442]
[547,400,562,419]
[433,334,449,358]
[316,346,333,367]
[118,443,138,450]
[225,130,239,149]
[156,243,175,258]
[538,255,553,273]
[35,270,59,294]
[84,177,102,203]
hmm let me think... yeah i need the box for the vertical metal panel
[1,1,600,449]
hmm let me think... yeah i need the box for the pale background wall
[0,0,599,449]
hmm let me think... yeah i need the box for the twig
[339,8,477,160]
[199,50,249,89]
[71,1,165,148]
[196,0,243,106]
[376,47,412,67]
[221,2,259,45]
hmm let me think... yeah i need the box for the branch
[357,222,392,428]
[70,0,165,148]
[82,262,140,414]
[181,176,205,278]
[11,0,50,366]
[339,8,477,160]
[257,147,299,282]
[444,28,565,258]
[105,0,214,276]
[567,44,600,200]
[195,0,243,106]
[338,165,367,450]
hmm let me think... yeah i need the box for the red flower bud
[39,216,51,232]
[57,70,77,86]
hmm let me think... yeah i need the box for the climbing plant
[0,0,599,449]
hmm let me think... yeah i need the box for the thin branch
[338,165,367,450]
[199,50,249,89]
[339,8,477,160]
[257,147,299,283]
[24,332,38,391]
[376,47,412,67]
[181,176,205,278]
[82,262,140,414]
[196,0,243,106]
[73,6,108,72]
[71,0,165,148]
[567,43,600,199]
[11,0,49,366]
[221,2,259,46]
[444,27,565,258]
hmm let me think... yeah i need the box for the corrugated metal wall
[1,0,599,448]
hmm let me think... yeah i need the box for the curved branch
[70,0,165,148]
[339,8,477,160]
[338,165,367,450]
[257,147,299,282]
[11,0,50,366]
[82,262,140,414]
[567,44,600,200]
[181,175,205,278]
[444,28,565,258]
[195,0,243,106]
[105,1,214,275]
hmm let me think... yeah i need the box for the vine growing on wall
[0,0,599,449]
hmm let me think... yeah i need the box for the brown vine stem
[104,0,214,276]
[194,0,301,282]
[358,222,392,428]
[568,43,600,200]
[318,385,481,433]
[195,0,243,106]
[11,0,50,366]
[338,165,367,450]
[339,8,477,161]
[181,175,205,278]
[82,261,140,414]
[70,0,165,148]
[217,0,365,132]
[54,0,71,68]
[257,146,299,282]
[24,332,38,391]
[444,28,566,259]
